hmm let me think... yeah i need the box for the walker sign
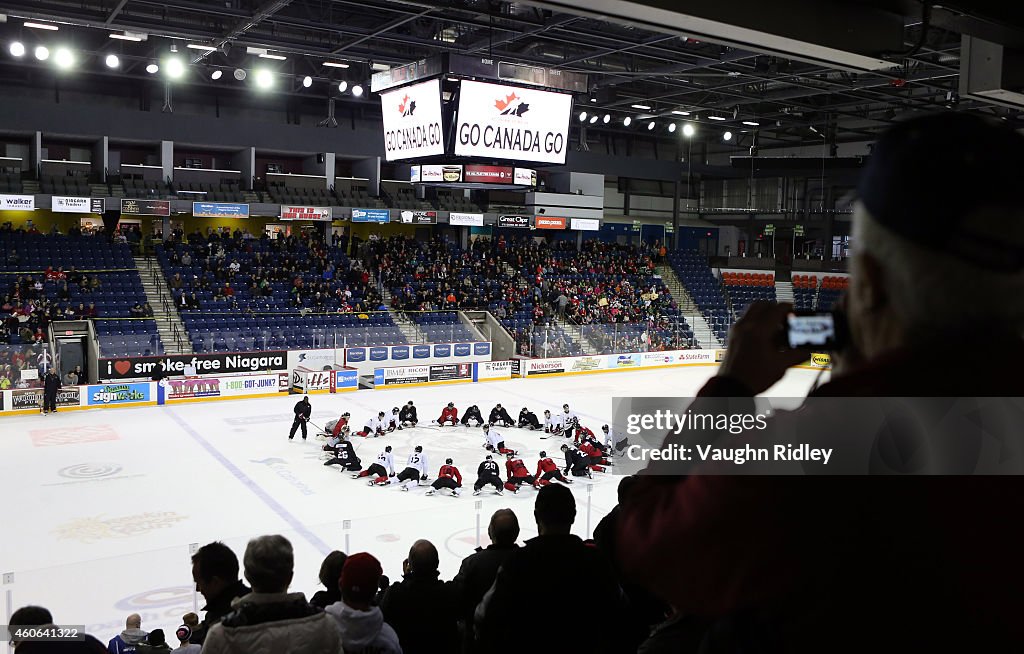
[381,78,444,161]
[100,352,288,380]
[454,80,573,164]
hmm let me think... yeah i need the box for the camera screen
[787,313,836,349]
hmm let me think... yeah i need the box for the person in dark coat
[42,368,61,414]
[452,509,520,652]
[381,540,459,654]
[9,605,106,653]
[289,395,311,440]
[487,403,515,427]
[309,550,347,610]
[476,485,623,654]
[398,401,418,427]
[189,542,251,646]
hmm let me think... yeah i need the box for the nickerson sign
[100,351,288,380]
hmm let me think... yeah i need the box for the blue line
[165,409,333,556]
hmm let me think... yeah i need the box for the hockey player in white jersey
[385,407,401,432]
[356,411,388,438]
[482,424,516,455]
[543,410,564,438]
[354,445,396,485]
[397,445,430,491]
[602,424,627,454]
[562,404,580,440]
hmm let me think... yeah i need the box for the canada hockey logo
[495,92,530,117]
[397,94,416,117]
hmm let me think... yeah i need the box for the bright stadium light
[623,117,632,127]
[302,75,312,88]
[723,131,733,141]
[211,69,222,80]
[578,111,588,122]
[351,84,363,97]
[337,80,348,93]
[24,22,59,31]
[34,46,50,61]
[255,69,273,89]
[146,63,159,74]
[165,57,185,79]
[9,42,25,58]
[647,121,655,131]
[589,115,598,124]
[603,114,610,124]
[54,47,74,70]
[105,54,120,69]
[682,123,696,137]
[668,123,677,133]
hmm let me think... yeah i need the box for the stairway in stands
[775,280,794,305]
[554,317,599,355]
[657,265,724,349]
[134,256,191,354]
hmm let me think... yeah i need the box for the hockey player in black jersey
[561,443,593,479]
[461,404,485,427]
[518,407,543,430]
[323,439,362,471]
[399,401,418,428]
[488,403,515,427]
[473,454,504,495]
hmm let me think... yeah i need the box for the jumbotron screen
[380,79,445,161]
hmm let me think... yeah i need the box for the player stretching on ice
[356,411,388,437]
[355,446,396,485]
[577,425,608,455]
[399,401,418,428]
[324,411,351,441]
[561,443,594,479]
[504,452,537,493]
[543,410,564,438]
[385,408,401,432]
[323,438,361,471]
[488,404,515,427]
[518,407,542,430]
[579,439,612,469]
[602,424,627,455]
[461,404,485,427]
[396,445,430,491]
[562,404,580,440]
[425,458,462,497]
[535,451,572,485]
[473,455,504,495]
[435,402,458,426]
[483,425,516,455]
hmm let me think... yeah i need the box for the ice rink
[0,364,825,642]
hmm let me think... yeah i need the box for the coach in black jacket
[288,395,311,440]
[43,369,61,413]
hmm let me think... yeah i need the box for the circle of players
[311,401,628,497]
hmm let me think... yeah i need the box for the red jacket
[439,406,458,422]
[536,458,558,476]
[438,464,462,486]
[331,417,349,438]
[579,442,602,459]
[506,458,529,480]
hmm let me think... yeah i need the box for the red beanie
[340,552,382,603]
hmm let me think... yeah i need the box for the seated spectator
[130,303,145,318]
[202,535,341,654]
[381,540,459,654]
[170,273,184,290]
[188,541,251,645]
[108,613,148,653]
[135,629,171,653]
[9,605,106,653]
[180,251,192,266]
[452,509,520,651]
[325,553,402,654]
[142,303,154,318]
[476,485,623,653]
[7,249,19,265]
[310,550,347,610]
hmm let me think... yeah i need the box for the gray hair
[852,203,1024,333]
[243,535,294,592]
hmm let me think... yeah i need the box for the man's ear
[852,252,888,312]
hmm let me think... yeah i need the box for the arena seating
[0,172,23,194]
[816,275,848,310]
[409,311,477,343]
[666,251,731,344]
[0,343,47,388]
[721,271,777,318]
[264,181,342,206]
[121,178,170,199]
[792,274,848,310]
[40,174,92,197]
[174,180,248,202]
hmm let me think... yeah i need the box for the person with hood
[202,535,341,654]
[107,614,147,653]
[381,540,459,654]
[188,542,251,645]
[325,552,403,654]
[398,401,418,428]
[288,395,311,440]
[42,367,60,414]
[135,629,171,653]
[487,403,515,427]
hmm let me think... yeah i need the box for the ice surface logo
[495,92,530,117]
[58,463,123,479]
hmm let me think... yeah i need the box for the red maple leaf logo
[397,94,410,114]
[494,93,518,111]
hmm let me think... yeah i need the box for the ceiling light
[708,115,727,121]
[647,121,655,131]
[742,120,760,126]
[165,57,185,79]
[105,54,120,69]
[323,61,349,68]
[24,22,59,31]
[211,70,222,80]
[668,123,677,133]
[255,69,273,89]
[623,117,632,127]
[145,63,159,74]
[54,47,74,70]
[671,110,690,116]
[233,68,246,81]
[589,115,598,124]
[632,104,652,110]
[259,53,287,61]
[302,75,312,88]
[9,42,25,58]
[187,44,218,52]
[682,123,695,137]
[371,63,390,71]
[603,114,610,124]
[578,111,588,122]
[590,98,597,103]
[337,81,348,93]
[34,46,50,61]
[109,33,145,42]
[723,131,733,141]
[351,85,363,97]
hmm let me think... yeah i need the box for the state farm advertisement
[381,79,444,161]
[454,80,573,164]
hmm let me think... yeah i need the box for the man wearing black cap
[617,113,1024,651]
[288,395,311,440]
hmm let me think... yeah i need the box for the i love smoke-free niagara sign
[100,351,289,380]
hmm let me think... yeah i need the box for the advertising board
[380,79,445,161]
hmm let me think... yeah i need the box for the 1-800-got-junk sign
[100,351,288,380]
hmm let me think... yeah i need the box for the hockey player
[288,395,312,440]
[461,404,485,427]
[543,409,564,438]
[562,404,580,440]
[355,446,396,485]
[323,439,361,471]
[326,412,351,440]
[385,407,401,432]
[535,451,572,485]
[399,401,418,428]
[602,424,628,454]
[488,403,515,427]
[561,443,593,479]
[396,445,430,491]
[425,458,462,497]
[504,452,537,493]
[577,424,607,454]
[518,407,542,430]
[482,424,516,455]
[579,439,611,469]
[473,454,504,495]
[436,402,459,426]
[356,411,388,437]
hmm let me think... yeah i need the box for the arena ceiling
[0,0,1022,150]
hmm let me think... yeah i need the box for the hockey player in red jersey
[504,452,537,493]
[535,451,572,485]
[579,426,609,455]
[426,458,463,497]
[436,402,458,426]
[579,440,611,469]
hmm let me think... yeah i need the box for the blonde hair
[182,612,199,627]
